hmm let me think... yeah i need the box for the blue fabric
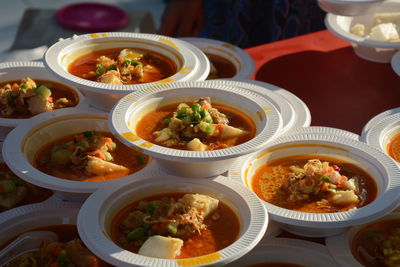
[198,0,326,48]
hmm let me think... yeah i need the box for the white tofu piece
[220,125,247,139]
[186,138,208,151]
[331,190,359,205]
[374,12,400,25]
[154,128,173,143]
[98,70,123,84]
[368,23,400,41]
[138,235,183,259]
[179,194,219,219]
[85,156,128,175]
[350,23,366,37]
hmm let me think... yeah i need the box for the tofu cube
[138,235,183,259]
[179,193,219,219]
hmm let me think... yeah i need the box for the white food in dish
[350,13,400,41]
[138,235,183,259]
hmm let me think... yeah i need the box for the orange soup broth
[68,48,176,84]
[0,79,79,118]
[351,218,400,267]
[136,103,256,150]
[34,132,149,182]
[206,53,237,79]
[251,155,377,213]
[387,132,400,162]
[1,224,112,266]
[111,192,240,259]
[0,163,53,212]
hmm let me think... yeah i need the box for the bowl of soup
[362,111,400,164]
[180,37,255,79]
[226,237,340,267]
[44,32,210,111]
[77,174,267,266]
[2,109,156,202]
[0,200,111,266]
[325,1,400,63]
[109,81,282,178]
[0,142,53,213]
[229,127,400,237]
[0,61,84,137]
[326,210,400,267]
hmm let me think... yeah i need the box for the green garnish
[321,176,332,183]
[95,64,106,76]
[127,227,145,240]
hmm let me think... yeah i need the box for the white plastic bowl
[0,200,81,247]
[0,61,86,138]
[227,238,340,267]
[204,79,296,134]
[2,109,160,202]
[391,50,400,75]
[361,107,400,137]
[109,81,283,178]
[77,175,268,267]
[361,111,400,164]
[229,127,400,237]
[180,37,255,79]
[326,210,400,267]
[318,0,383,16]
[44,32,210,111]
[325,1,400,63]
[231,79,312,130]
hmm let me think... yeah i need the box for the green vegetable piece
[20,83,27,90]
[95,64,106,76]
[82,131,94,139]
[192,103,201,112]
[123,59,132,67]
[146,202,156,215]
[199,108,206,118]
[132,61,142,66]
[163,116,172,124]
[127,227,145,240]
[51,149,73,165]
[321,176,332,183]
[198,121,215,136]
[107,64,117,71]
[56,250,70,264]
[192,112,202,122]
[182,116,192,126]
[0,180,17,193]
[104,152,113,161]
[34,85,52,99]
[167,222,178,235]
[77,140,89,149]
[136,155,146,165]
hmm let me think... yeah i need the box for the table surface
[246,29,400,135]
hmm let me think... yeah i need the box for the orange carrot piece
[11,83,19,90]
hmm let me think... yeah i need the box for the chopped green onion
[95,64,106,76]
[163,116,172,124]
[192,103,201,112]
[82,131,94,139]
[107,64,117,71]
[127,227,145,240]
[132,61,142,66]
[146,202,156,215]
[167,222,178,235]
[34,85,52,99]
[123,59,132,67]
[20,83,27,90]
[198,121,215,136]
[321,176,332,183]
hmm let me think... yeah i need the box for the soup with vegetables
[0,163,52,212]
[206,53,237,79]
[251,156,377,213]
[352,219,400,267]
[0,78,78,118]
[3,224,111,267]
[35,131,149,181]
[111,193,240,259]
[136,97,256,151]
[68,48,176,85]
[387,132,400,162]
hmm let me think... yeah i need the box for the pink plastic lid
[56,2,130,32]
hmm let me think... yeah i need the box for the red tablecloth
[246,30,400,135]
